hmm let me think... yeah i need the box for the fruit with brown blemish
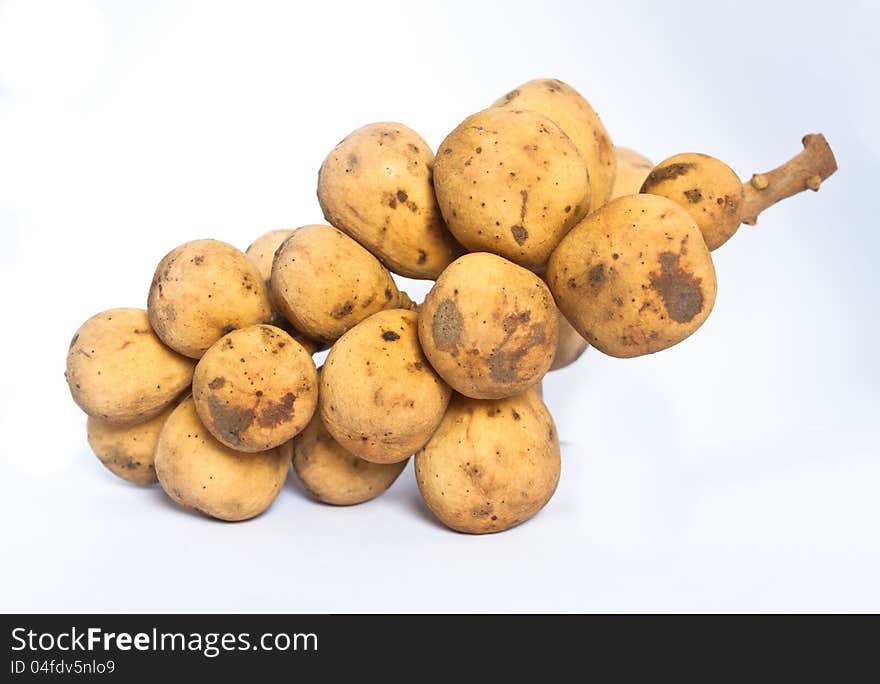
[418,252,558,399]
[154,397,290,521]
[86,400,181,485]
[192,325,317,452]
[270,224,402,344]
[493,78,615,212]
[292,409,408,506]
[317,122,461,279]
[148,239,273,358]
[641,134,838,250]
[320,309,451,464]
[433,108,590,271]
[640,153,744,250]
[414,388,560,534]
[610,146,653,200]
[547,194,717,358]
[66,308,195,425]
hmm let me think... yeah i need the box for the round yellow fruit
[547,193,717,358]
[66,308,194,425]
[148,239,272,358]
[321,309,451,464]
[318,122,460,279]
[154,397,290,522]
[415,389,560,534]
[433,108,590,271]
[192,325,318,452]
[418,252,558,399]
[640,152,744,250]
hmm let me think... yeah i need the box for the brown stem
[739,133,837,225]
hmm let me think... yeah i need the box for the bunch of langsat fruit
[65,78,837,534]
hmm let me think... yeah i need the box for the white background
[0,0,877,612]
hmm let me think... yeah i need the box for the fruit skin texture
[640,152,744,250]
[320,309,451,464]
[433,108,590,271]
[66,308,195,425]
[547,194,717,358]
[86,401,179,485]
[414,389,560,534]
[148,239,273,359]
[610,147,653,200]
[550,310,589,371]
[270,224,400,344]
[192,325,318,452]
[494,78,615,212]
[292,411,408,506]
[418,252,558,399]
[317,122,460,280]
[154,397,290,522]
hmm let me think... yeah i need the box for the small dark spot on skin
[406,201,418,212]
[193,255,204,265]
[256,390,263,397]
[385,288,393,300]
[512,410,521,420]
[642,163,695,189]
[588,264,605,288]
[388,198,397,209]
[564,205,571,213]
[510,225,528,245]
[207,396,254,446]
[443,147,452,154]
[475,147,482,154]
[432,299,464,353]
[332,302,354,319]
[649,252,704,323]
[208,376,225,390]
[612,253,619,260]
[382,330,400,341]
[567,277,577,289]
[684,188,703,203]
[491,515,498,521]
[397,190,408,203]
[417,249,427,264]
[258,392,296,428]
